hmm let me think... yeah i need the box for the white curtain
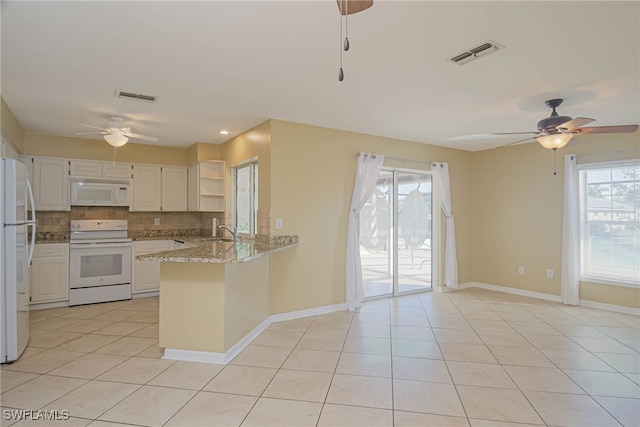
[431,162,458,289]
[561,154,580,305]
[346,152,385,311]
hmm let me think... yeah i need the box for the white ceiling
[2,1,639,151]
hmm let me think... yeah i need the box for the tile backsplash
[37,207,224,236]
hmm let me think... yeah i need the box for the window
[579,160,640,286]
[234,162,258,235]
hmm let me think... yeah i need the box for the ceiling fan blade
[337,0,373,15]
[558,117,595,130]
[492,131,539,135]
[577,125,638,135]
[497,136,536,149]
[80,124,107,131]
[75,131,107,136]
[124,132,159,142]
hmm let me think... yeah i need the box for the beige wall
[1,98,25,152]
[24,133,188,166]
[187,142,222,165]
[268,120,473,314]
[471,132,640,308]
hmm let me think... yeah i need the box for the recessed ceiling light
[219,130,229,135]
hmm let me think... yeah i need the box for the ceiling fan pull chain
[339,6,344,81]
[344,0,350,51]
[553,148,557,176]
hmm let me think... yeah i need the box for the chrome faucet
[218,224,237,241]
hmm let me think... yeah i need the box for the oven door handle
[70,242,132,249]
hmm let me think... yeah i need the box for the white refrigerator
[0,158,36,363]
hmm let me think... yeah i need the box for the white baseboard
[223,318,272,363]
[30,301,69,310]
[163,348,226,365]
[579,299,640,316]
[469,282,563,303]
[163,303,348,365]
[462,282,639,315]
[30,292,158,310]
[132,291,159,299]
[269,303,347,323]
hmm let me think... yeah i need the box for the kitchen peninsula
[137,235,297,364]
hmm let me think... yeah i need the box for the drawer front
[34,243,68,258]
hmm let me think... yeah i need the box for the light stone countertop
[136,235,298,263]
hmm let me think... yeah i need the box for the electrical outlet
[154,218,160,226]
[518,266,525,275]
[275,218,283,229]
[547,269,554,279]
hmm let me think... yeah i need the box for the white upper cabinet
[187,161,225,212]
[19,155,188,212]
[131,165,162,211]
[161,167,188,211]
[32,157,70,211]
[129,164,190,212]
[69,160,132,179]
[1,137,19,160]
[69,160,101,177]
[103,163,133,179]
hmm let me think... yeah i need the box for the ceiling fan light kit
[536,133,573,150]
[104,132,128,147]
[78,115,158,151]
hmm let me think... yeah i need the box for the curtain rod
[356,152,433,166]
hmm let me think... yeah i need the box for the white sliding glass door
[359,169,432,298]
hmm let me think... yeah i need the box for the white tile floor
[1,288,639,426]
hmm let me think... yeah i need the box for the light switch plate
[154,218,160,226]
[275,218,283,229]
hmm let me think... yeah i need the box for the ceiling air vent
[115,90,157,103]
[450,41,503,65]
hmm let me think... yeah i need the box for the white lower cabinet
[132,240,172,293]
[30,243,69,304]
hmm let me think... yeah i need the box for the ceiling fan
[78,116,159,147]
[494,99,638,150]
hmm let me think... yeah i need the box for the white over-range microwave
[70,180,130,206]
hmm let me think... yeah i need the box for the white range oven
[69,219,132,306]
